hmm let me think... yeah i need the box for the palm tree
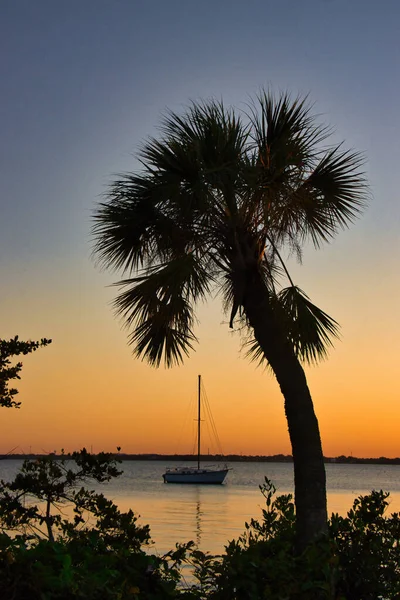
[92,92,367,548]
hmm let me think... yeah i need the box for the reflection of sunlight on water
[114,487,239,555]
[112,489,400,555]
[114,486,400,555]
[1,460,399,555]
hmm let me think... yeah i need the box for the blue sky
[1,0,400,456]
[2,0,399,262]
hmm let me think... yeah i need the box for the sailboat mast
[197,374,201,470]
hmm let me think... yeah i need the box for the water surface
[1,460,399,554]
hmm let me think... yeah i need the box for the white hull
[163,467,229,484]
[163,377,231,485]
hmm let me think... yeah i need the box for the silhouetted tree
[92,91,367,547]
[0,336,51,408]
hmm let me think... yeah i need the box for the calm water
[1,460,399,554]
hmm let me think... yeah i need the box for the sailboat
[162,375,230,484]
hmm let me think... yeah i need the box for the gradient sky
[1,0,399,457]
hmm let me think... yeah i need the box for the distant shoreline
[1,453,400,465]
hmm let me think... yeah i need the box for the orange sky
[1,234,400,458]
[1,0,400,459]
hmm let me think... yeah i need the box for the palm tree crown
[93,92,367,369]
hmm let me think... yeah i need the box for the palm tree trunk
[242,269,328,549]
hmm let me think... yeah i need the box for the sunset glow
[1,0,399,459]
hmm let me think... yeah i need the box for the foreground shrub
[0,451,186,599]
[331,490,400,599]
[0,455,399,599]
[183,479,400,600]
[0,532,189,599]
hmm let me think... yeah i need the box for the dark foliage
[1,456,397,599]
[0,336,51,408]
[0,450,185,599]
[183,479,400,600]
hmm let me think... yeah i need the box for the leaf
[278,285,340,363]
[113,254,211,367]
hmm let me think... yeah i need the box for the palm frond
[219,271,246,329]
[294,147,367,247]
[93,172,207,273]
[128,307,195,368]
[242,91,367,253]
[142,100,247,194]
[248,90,330,173]
[219,250,279,329]
[278,285,340,364]
[243,335,271,369]
[113,254,211,367]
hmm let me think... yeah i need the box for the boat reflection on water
[159,483,233,554]
[182,488,216,550]
[195,496,202,547]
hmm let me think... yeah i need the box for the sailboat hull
[163,467,229,484]
[163,376,231,485]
